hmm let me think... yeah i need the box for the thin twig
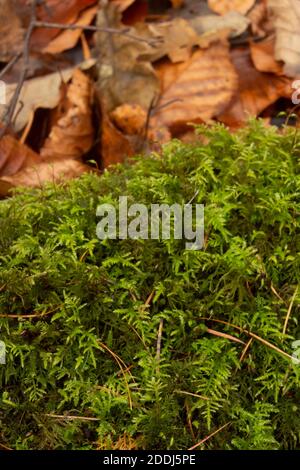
[0,0,39,138]
[206,327,246,345]
[270,282,286,304]
[239,338,253,363]
[201,317,295,362]
[283,286,299,335]
[188,422,231,450]
[97,340,133,410]
[45,414,100,421]
[0,52,22,80]
[140,290,155,313]
[34,21,159,46]
[0,305,61,319]
[156,318,164,364]
[0,442,12,451]
[175,390,209,401]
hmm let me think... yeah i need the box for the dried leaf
[96,1,160,111]
[0,60,96,132]
[0,135,40,177]
[42,6,98,55]
[138,18,200,63]
[190,11,250,38]
[208,0,256,15]
[101,114,134,167]
[110,104,147,135]
[248,0,271,38]
[0,158,91,197]
[219,46,292,127]
[250,37,283,75]
[31,0,97,48]
[111,0,136,11]
[150,42,238,132]
[145,10,250,62]
[41,69,94,159]
[170,0,184,8]
[0,0,24,61]
[268,0,300,77]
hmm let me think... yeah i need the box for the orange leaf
[0,0,24,61]
[110,104,147,135]
[208,0,255,15]
[41,69,94,159]
[0,136,40,177]
[0,159,92,197]
[151,42,238,133]
[170,0,184,8]
[250,37,284,75]
[42,6,98,55]
[31,0,97,48]
[219,47,292,127]
[101,114,134,168]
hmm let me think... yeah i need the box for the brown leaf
[248,0,271,38]
[150,41,238,133]
[31,0,97,48]
[101,114,134,167]
[0,158,91,197]
[110,104,147,135]
[42,6,98,55]
[208,0,256,15]
[0,0,24,61]
[250,37,284,75]
[268,0,300,77]
[219,46,292,127]
[41,69,94,159]
[96,1,160,112]
[111,0,136,12]
[170,0,184,8]
[0,60,96,133]
[0,135,40,177]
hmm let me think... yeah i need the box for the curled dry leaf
[0,60,96,133]
[96,1,160,112]
[101,114,134,167]
[0,135,40,177]
[41,69,94,159]
[250,37,283,75]
[268,0,300,77]
[0,158,91,197]
[208,0,256,15]
[248,0,271,38]
[42,6,98,55]
[150,41,238,133]
[219,47,292,127]
[110,104,147,135]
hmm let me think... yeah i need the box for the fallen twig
[188,422,231,450]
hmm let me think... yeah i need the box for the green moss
[0,121,300,450]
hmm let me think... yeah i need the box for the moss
[0,121,300,450]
